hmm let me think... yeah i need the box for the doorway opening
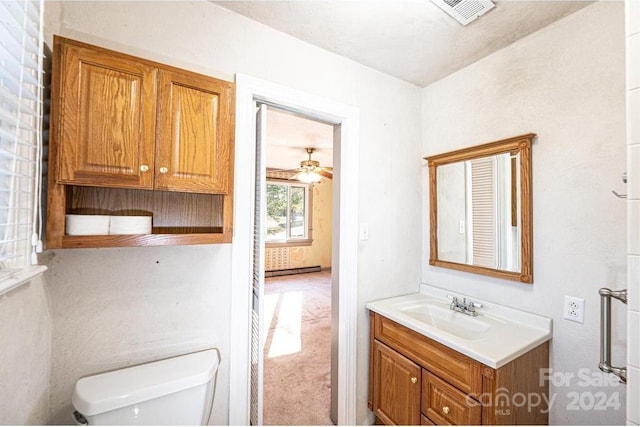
[229,74,358,425]
[261,106,334,424]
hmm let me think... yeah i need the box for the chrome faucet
[447,294,483,316]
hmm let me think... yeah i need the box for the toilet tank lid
[72,349,219,416]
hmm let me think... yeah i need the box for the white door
[250,103,267,425]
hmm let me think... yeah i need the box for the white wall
[43,1,422,424]
[45,246,232,424]
[421,2,627,424]
[0,276,51,424]
[625,0,640,424]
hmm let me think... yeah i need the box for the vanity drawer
[373,313,483,395]
[422,370,481,425]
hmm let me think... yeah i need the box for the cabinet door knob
[140,164,149,172]
[410,377,417,384]
[159,166,169,174]
[442,406,450,414]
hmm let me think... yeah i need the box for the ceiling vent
[430,0,495,26]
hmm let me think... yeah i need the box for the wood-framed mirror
[424,133,535,284]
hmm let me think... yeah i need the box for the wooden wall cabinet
[368,313,549,425]
[46,36,235,248]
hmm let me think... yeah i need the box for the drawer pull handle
[442,406,450,415]
[140,164,149,173]
[410,377,417,384]
[159,166,169,174]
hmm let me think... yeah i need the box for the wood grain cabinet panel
[421,415,436,425]
[155,69,233,193]
[373,340,422,426]
[57,41,157,188]
[422,370,481,425]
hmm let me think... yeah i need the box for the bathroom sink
[395,299,491,340]
[366,290,553,368]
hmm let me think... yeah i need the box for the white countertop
[365,286,552,369]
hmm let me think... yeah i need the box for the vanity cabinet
[47,36,235,248]
[368,312,549,425]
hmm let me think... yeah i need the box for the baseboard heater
[265,265,322,277]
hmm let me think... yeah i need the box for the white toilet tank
[72,349,219,425]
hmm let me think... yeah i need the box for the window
[266,181,310,244]
[0,0,46,293]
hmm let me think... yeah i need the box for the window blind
[0,0,45,292]
[470,156,496,269]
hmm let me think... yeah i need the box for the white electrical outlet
[563,296,585,323]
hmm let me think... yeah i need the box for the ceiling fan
[286,147,333,183]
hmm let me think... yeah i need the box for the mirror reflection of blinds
[0,0,44,285]
[470,157,496,269]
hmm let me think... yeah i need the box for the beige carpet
[263,271,333,426]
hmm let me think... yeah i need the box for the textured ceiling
[226,0,592,169]
[265,108,334,170]
[213,0,592,87]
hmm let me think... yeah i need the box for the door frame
[229,74,359,425]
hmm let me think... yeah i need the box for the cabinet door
[155,68,234,194]
[56,39,157,188]
[373,340,422,425]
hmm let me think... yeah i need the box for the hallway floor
[263,270,333,425]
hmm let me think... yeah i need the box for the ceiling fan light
[297,171,322,184]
